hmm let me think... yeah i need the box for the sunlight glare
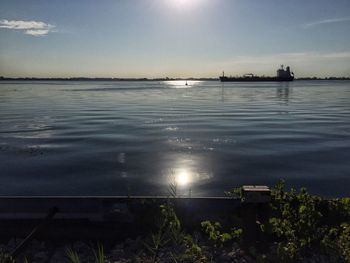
[176,169,190,186]
[164,80,201,88]
[170,0,200,10]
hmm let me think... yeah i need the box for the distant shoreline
[0,77,218,81]
[0,77,350,81]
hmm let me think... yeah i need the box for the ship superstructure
[220,65,294,82]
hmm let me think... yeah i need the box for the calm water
[0,80,349,197]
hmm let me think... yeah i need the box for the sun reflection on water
[176,169,191,186]
[165,155,213,196]
[163,80,201,88]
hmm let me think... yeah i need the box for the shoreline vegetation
[0,181,349,263]
[1,76,350,81]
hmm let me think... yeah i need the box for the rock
[218,253,232,262]
[227,250,236,258]
[243,255,255,263]
[237,249,245,257]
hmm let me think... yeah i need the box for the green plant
[338,223,350,262]
[92,243,105,263]
[267,181,324,261]
[167,170,178,198]
[65,248,81,263]
[168,180,178,198]
[144,198,207,262]
[66,244,106,263]
[144,203,183,262]
[226,186,243,198]
[201,220,242,261]
[322,223,350,263]
[181,234,206,262]
[144,229,170,262]
[0,252,15,263]
[201,220,242,254]
[265,180,350,262]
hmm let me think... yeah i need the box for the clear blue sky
[1,0,350,78]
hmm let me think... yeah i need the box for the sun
[173,0,188,6]
[170,0,200,10]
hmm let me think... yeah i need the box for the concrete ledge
[0,196,241,240]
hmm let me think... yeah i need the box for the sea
[0,80,349,197]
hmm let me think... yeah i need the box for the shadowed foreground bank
[0,181,349,263]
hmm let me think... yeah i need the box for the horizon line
[1,76,350,81]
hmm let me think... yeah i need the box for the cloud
[0,19,55,36]
[220,51,350,66]
[24,29,50,36]
[303,17,350,28]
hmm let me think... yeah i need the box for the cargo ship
[220,65,294,82]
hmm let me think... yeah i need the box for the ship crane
[219,65,294,82]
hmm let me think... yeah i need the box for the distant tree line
[296,76,350,80]
[0,76,218,81]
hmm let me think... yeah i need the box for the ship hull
[219,76,294,82]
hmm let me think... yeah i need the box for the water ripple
[1,80,350,197]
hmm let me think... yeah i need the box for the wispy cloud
[303,17,350,28]
[24,29,50,36]
[220,51,350,66]
[213,51,350,76]
[0,19,55,36]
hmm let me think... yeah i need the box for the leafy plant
[201,220,242,256]
[180,234,206,262]
[266,181,324,261]
[265,180,350,262]
[338,223,350,262]
[144,203,183,262]
[226,186,243,198]
[144,198,208,263]
[322,223,350,263]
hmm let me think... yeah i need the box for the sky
[0,0,350,78]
